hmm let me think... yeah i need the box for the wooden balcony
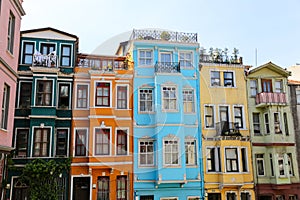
[255,92,287,108]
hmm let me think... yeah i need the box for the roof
[21,27,79,40]
[248,61,291,77]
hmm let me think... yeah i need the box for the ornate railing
[255,92,287,105]
[155,62,180,73]
[33,53,57,68]
[130,29,198,43]
[77,57,128,71]
[215,121,241,137]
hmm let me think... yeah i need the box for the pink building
[0,0,25,197]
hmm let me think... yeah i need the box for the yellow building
[199,52,255,200]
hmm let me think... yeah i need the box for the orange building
[71,53,134,200]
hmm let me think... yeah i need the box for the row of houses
[1,2,300,200]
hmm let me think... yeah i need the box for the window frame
[206,147,221,172]
[233,105,244,129]
[274,112,282,134]
[35,79,53,106]
[287,153,294,176]
[58,83,71,109]
[162,85,177,111]
[179,51,193,68]
[139,139,154,167]
[278,154,285,176]
[15,128,29,158]
[55,128,69,157]
[1,83,10,129]
[159,51,172,63]
[250,79,258,97]
[95,82,111,107]
[7,11,15,54]
[60,44,72,66]
[116,85,128,110]
[275,79,283,93]
[139,88,154,113]
[210,71,220,86]
[21,41,35,65]
[183,89,195,113]
[296,89,300,104]
[116,176,127,200]
[225,148,239,172]
[94,128,111,156]
[241,147,248,172]
[185,138,197,166]
[163,136,180,167]
[204,105,215,128]
[252,113,261,136]
[116,128,128,155]
[264,113,270,134]
[32,127,51,157]
[97,176,110,200]
[255,154,265,176]
[138,49,153,66]
[74,128,88,157]
[223,71,234,87]
[18,81,32,109]
[76,84,89,109]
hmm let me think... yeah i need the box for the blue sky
[22,0,300,68]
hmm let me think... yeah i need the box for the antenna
[255,48,258,67]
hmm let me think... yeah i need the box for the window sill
[162,110,179,113]
[138,111,155,114]
[163,165,181,168]
[138,165,156,168]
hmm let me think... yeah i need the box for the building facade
[118,29,203,200]
[200,51,255,200]
[247,62,300,200]
[71,53,134,200]
[0,0,25,198]
[7,27,78,200]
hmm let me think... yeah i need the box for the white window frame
[1,83,10,129]
[160,197,178,200]
[21,40,36,65]
[274,112,282,134]
[206,146,221,172]
[95,81,112,108]
[138,138,155,167]
[7,12,15,54]
[264,113,270,134]
[163,135,180,167]
[210,70,220,86]
[224,147,239,172]
[138,49,153,66]
[185,137,197,166]
[183,88,195,113]
[250,79,258,97]
[74,128,89,157]
[252,113,261,136]
[57,82,71,109]
[233,105,245,129]
[204,104,215,129]
[93,126,112,156]
[115,127,129,156]
[255,153,265,176]
[59,43,74,67]
[116,84,129,110]
[162,85,178,112]
[275,79,283,93]
[179,51,193,68]
[34,78,54,107]
[296,88,300,104]
[75,83,89,109]
[159,51,172,63]
[17,80,32,109]
[138,88,154,113]
[287,153,294,176]
[31,126,53,158]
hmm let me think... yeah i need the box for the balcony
[155,62,180,73]
[216,122,241,137]
[255,92,287,107]
[33,53,57,68]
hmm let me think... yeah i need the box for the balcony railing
[33,53,57,68]
[130,29,198,43]
[155,62,180,73]
[215,122,241,137]
[77,57,128,71]
[255,92,287,106]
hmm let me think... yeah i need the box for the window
[77,85,88,108]
[225,148,238,172]
[96,82,110,107]
[139,140,154,166]
[275,80,283,93]
[262,79,272,92]
[95,128,110,155]
[252,113,261,136]
[284,113,289,136]
[75,129,87,156]
[56,177,66,200]
[16,129,29,157]
[117,129,127,155]
[139,89,153,112]
[11,178,29,200]
[211,71,220,86]
[58,84,70,109]
[233,106,243,128]
[22,42,34,64]
[250,80,258,97]
[264,113,270,134]
[205,105,214,128]
[224,72,234,87]
[97,177,109,200]
[241,193,250,200]
[116,176,127,200]
[60,44,72,66]
[241,148,248,172]
[289,195,298,200]
[33,128,50,157]
[207,147,220,172]
[140,196,154,200]
[256,154,265,176]
[274,112,282,134]
[164,137,179,166]
[288,153,294,176]
[183,89,194,113]
[36,80,52,106]
[208,194,221,200]
[296,89,300,104]
[185,139,196,165]
[56,129,68,157]
[19,82,32,108]
[41,43,55,54]
[160,52,172,63]
[162,86,177,110]
[7,12,15,54]
[179,52,192,67]
[276,195,285,200]
[278,154,285,176]
[117,86,127,109]
[270,154,274,176]
[1,84,10,129]
[139,50,152,66]
[226,193,236,200]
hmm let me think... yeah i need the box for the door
[73,177,90,200]
[41,43,55,55]
[219,106,229,134]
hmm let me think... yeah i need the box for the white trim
[57,82,72,109]
[218,104,231,123]
[138,138,155,167]
[74,83,89,109]
[137,48,154,67]
[70,175,92,200]
[59,42,74,67]
[115,127,129,156]
[71,161,133,166]
[30,126,53,157]
[33,78,55,106]
[182,88,196,114]
[232,104,246,130]
[163,135,180,167]
[204,104,216,129]
[115,84,129,110]
[20,40,36,65]
[94,80,112,108]
[161,84,178,112]
[178,50,194,69]
[93,126,112,156]
[73,127,89,157]
[54,127,70,157]
[17,80,32,108]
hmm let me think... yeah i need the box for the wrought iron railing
[130,29,198,43]
[33,53,57,67]
[255,92,287,105]
[215,121,241,136]
[154,62,180,73]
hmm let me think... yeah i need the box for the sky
[21,0,300,68]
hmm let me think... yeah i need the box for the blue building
[118,29,203,200]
